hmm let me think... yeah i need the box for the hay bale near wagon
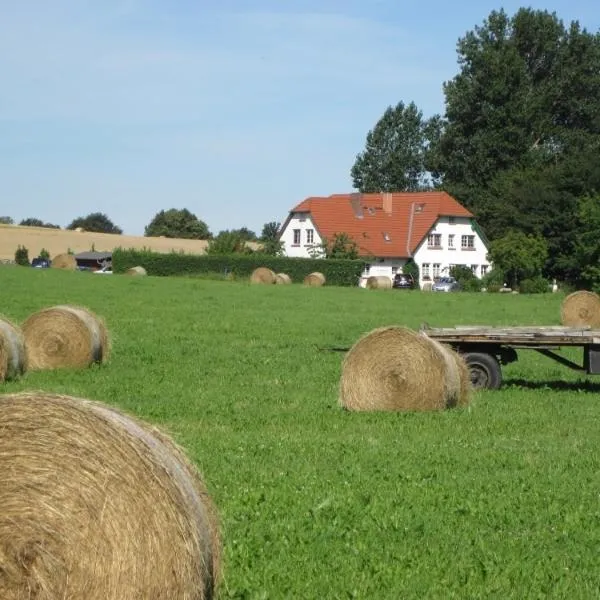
[250,267,277,284]
[366,276,392,290]
[275,273,292,284]
[0,318,26,382]
[125,265,147,276]
[303,272,326,287]
[22,305,110,370]
[0,392,221,600]
[339,326,471,412]
[51,253,77,270]
[560,291,600,328]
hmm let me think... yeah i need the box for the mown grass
[1,267,599,599]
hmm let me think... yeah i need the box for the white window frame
[461,235,475,250]
[481,264,489,277]
[306,229,314,245]
[293,229,301,245]
[448,234,455,249]
[433,263,441,278]
[428,233,442,248]
[422,263,431,278]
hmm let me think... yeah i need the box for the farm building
[278,191,491,287]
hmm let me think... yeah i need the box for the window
[306,229,314,245]
[448,234,455,249]
[471,264,478,274]
[422,263,430,278]
[428,233,442,248]
[293,229,300,245]
[461,235,475,250]
[448,216,456,225]
[391,266,398,275]
[365,264,371,274]
[433,263,441,278]
[481,264,489,276]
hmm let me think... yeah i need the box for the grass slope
[1,267,599,599]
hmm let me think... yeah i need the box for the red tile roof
[287,192,473,258]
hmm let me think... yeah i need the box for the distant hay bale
[275,273,292,284]
[126,265,147,276]
[560,291,600,328]
[22,305,110,371]
[422,282,433,292]
[303,272,326,287]
[339,326,470,412]
[51,253,77,270]
[250,267,277,284]
[0,392,221,600]
[0,318,26,382]
[366,276,392,290]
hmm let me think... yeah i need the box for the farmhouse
[278,191,490,287]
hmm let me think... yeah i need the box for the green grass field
[1,267,599,599]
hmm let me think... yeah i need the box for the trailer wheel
[463,352,502,390]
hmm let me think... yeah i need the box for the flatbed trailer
[421,325,600,390]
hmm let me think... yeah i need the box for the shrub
[481,269,505,292]
[14,245,30,266]
[112,248,365,287]
[519,276,550,294]
[403,259,419,284]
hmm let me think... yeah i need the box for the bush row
[112,248,366,286]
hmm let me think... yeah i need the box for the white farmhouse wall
[413,217,490,286]
[358,259,408,287]
[280,214,324,258]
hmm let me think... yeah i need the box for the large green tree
[67,212,122,234]
[351,101,442,192]
[20,218,60,229]
[144,209,211,240]
[259,221,284,256]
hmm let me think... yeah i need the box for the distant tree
[487,231,548,288]
[144,209,211,239]
[0,216,14,225]
[351,101,442,192]
[231,227,257,241]
[259,221,284,256]
[14,245,29,266]
[20,218,60,229]
[67,212,122,234]
[403,259,420,284]
[574,194,600,291]
[322,233,359,260]
[39,248,50,260]
[206,231,254,255]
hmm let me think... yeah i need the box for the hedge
[112,248,366,287]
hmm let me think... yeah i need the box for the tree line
[350,7,600,289]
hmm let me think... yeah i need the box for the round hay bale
[275,273,292,285]
[560,291,600,328]
[22,305,110,371]
[0,318,26,382]
[422,282,433,292]
[250,267,277,285]
[303,272,326,287]
[366,276,392,290]
[51,253,77,271]
[339,326,469,411]
[125,265,147,276]
[0,392,221,600]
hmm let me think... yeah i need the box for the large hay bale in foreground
[560,291,600,328]
[303,272,326,287]
[51,253,77,270]
[125,265,147,276]
[366,276,392,290]
[22,305,110,370]
[339,326,470,411]
[275,273,292,285]
[250,267,277,284]
[0,392,220,600]
[0,318,26,382]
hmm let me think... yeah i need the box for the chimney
[383,192,392,215]
[350,193,363,218]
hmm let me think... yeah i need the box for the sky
[1,1,598,236]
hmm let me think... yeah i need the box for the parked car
[432,276,461,292]
[392,273,416,290]
[31,257,51,268]
[94,265,113,275]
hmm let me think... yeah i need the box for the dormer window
[414,203,425,213]
[383,232,391,242]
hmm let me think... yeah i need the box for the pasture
[1,267,599,599]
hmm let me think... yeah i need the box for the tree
[351,101,442,192]
[20,218,60,229]
[206,231,254,255]
[0,216,14,225]
[39,248,50,260]
[144,209,211,239]
[67,212,122,234]
[574,194,600,291]
[322,233,359,260]
[259,221,284,256]
[487,231,548,289]
[14,245,29,266]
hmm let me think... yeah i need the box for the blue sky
[1,1,598,236]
